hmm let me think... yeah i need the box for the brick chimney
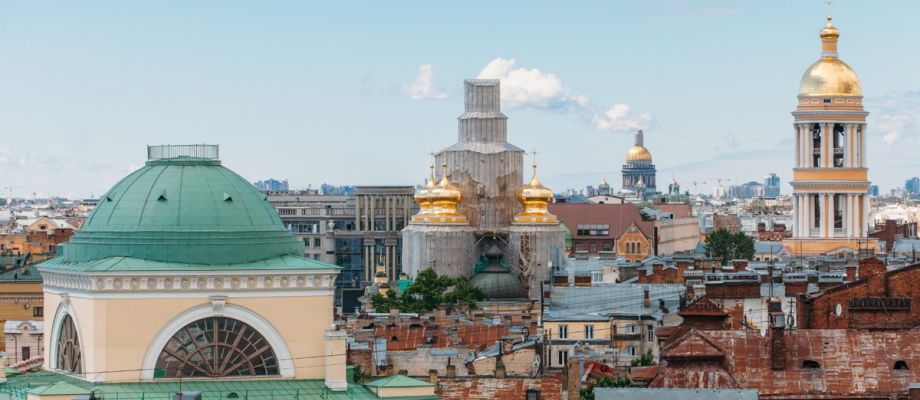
[768,299,786,370]
[643,287,651,308]
[428,369,439,385]
[860,258,888,297]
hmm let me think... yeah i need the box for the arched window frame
[140,303,294,379]
[49,300,85,376]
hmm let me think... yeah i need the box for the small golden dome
[429,163,462,216]
[799,16,861,97]
[626,146,653,161]
[515,164,557,223]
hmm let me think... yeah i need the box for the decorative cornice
[41,269,337,293]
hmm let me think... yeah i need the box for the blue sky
[2,1,919,198]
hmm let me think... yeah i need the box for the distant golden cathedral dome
[799,17,861,97]
[626,145,653,162]
[514,163,557,224]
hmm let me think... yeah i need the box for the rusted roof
[678,297,728,318]
[654,204,693,219]
[548,203,654,238]
[652,328,920,398]
[374,324,532,352]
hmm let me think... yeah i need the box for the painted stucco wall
[43,290,334,382]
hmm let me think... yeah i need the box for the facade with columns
[784,17,878,256]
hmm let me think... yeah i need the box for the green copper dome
[59,145,306,266]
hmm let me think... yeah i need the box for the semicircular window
[56,315,83,373]
[155,317,279,378]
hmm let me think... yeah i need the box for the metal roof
[544,284,685,321]
[41,149,312,270]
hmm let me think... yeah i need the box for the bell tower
[785,17,877,255]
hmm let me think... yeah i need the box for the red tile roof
[548,203,654,238]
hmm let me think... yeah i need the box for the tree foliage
[630,349,656,367]
[579,375,632,400]
[370,268,487,313]
[704,228,755,264]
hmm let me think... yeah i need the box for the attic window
[223,193,233,202]
[106,196,113,202]
[802,360,821,369]
[894,360,909,370]
[157,190,167,202]
[391,336,399,342]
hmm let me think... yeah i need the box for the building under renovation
[401,79,565,302]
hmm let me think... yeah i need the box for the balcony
[809,228,821,237]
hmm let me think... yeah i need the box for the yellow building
[0,265,44,353]
[785,17,878,256]
[14,145,436,399]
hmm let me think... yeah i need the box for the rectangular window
[558,325,568,339]
[585,325,594,339]
[647,325,654,342]
[627,346,636,356]
[558,350,569,366]
[32,307,43,317]
[314,237,322,247]
[591,271,603,283]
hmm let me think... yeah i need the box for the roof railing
[147,144,219,160]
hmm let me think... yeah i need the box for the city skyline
[3,1,920,198]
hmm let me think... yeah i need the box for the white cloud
[476,57,584,110]
[593,104,654,133]
[0,148,28,168]
[475,57,653,133]
[867,91,920,145]
[403,64,447,100]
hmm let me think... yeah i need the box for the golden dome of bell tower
[410,163,437,222]
[799,16,861,97]
[785,16,878,256]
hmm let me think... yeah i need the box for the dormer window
[894,360,909,370]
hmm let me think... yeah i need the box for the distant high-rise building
[905,177,920,196]
[763,173,781,198]
[253,178,289,191]
[868,185,880,197]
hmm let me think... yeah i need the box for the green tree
[579,375,632,400]
[704,228,755,264]
[371,268,487,313]
[630,349,656,367]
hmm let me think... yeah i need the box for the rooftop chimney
[768,299,786,370]
[643,287,651,308]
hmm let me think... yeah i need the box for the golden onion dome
[799,16,861,97]
[428,163,462,216]
[517,165,554,206]
[515,164,557,223]
[626,145,653,162]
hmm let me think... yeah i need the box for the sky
[2,1,920,199]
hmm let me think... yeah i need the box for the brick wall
[705,283,761,299]
[436,372,564,400]
[800,260,920,330]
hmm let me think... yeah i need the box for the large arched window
[56,314,83,373]
[154,317,279,378]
